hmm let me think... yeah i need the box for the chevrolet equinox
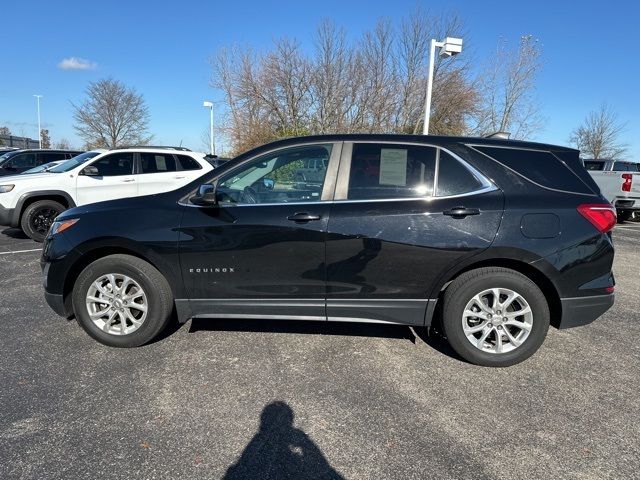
[41,134,616,367]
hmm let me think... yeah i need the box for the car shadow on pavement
[222,401,345,480]
[1,227,30,239]
[189,317,417,342]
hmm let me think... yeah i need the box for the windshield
[49,151,101,173]
[22,162,58,174]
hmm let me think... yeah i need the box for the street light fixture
[33,95,43,148]
[203,101,215,155]
[422,37,463,135]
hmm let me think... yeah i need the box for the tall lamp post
[33,95,43,148]
[422,37,463,135]
[203,101,215,155]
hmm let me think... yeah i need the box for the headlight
[0,185,14,193]
[49,218,79,235]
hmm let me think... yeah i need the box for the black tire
[617,210,632,223]
[72,254,174,347]
[441,267,550,367]
[20,199,66,242]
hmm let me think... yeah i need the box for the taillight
[577,204,617,233]
[622,173,633,192]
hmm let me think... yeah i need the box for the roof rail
[484,132,511,140]
[115,145,192,151]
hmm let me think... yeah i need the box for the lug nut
[488,323,493,328]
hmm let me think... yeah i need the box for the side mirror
[263,178,275,190]
[191,184,218,205]
[81,165,99,176]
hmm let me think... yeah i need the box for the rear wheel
[20,199,65,242]
[441,267,550,367]
[72,254,174,347]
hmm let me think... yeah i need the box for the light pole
[203,101,215,155]
[422,37,463,135]
[33,95,43,148]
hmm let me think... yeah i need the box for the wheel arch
[13,191,76,226]
[432,257,562,329]
[62,245,180,317]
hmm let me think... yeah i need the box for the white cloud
[57,57,97,71]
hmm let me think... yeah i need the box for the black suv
[0,149,83,176]
[41,135,615,367]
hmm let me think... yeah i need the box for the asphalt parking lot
[1,224,639,480]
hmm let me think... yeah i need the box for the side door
[325,142,503,326]
[75,152,137,205]
[178,142,341,321]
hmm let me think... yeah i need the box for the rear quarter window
[473,146,592,194]
[583,161,605,171]
[177,155,202,171]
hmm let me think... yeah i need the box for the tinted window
[437,151,483,196]
[176,154,202,171]
[347,144,436,200]
[90,152,134,176]
[613,162,639,172]
[583,161,605,171]
[39,152,67,163]
[216,144,332,205]
[140,153,177,174]
[9,153,36,168]
[475,146,592,194]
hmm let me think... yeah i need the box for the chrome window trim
[183,184,498,208]
[334,140,494,201]
[182,139,497,208]
[181,140,341,206]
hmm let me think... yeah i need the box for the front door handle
[443,207,480,218]
[287,212,322,222]
[122,178,135,183]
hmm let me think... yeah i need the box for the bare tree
[72,78,151,148]
[40,129,51,149]
[570,104,627,159]
[55,138,72,149]
[473,35,542,139]
[210,11,482,153]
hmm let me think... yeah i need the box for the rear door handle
[174,176,186,179]
[122,179,135,183]
[443,207,480,218]
[287,212,322,222]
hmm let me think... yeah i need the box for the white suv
[0,147,213,241]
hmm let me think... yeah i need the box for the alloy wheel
[85,273,148,335]
[461,287,533,354]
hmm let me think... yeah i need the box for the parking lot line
[0,248,42,255]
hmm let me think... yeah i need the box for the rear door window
[436,151,484,196]
[347,144,436,199]
[9,153,36,168]
[38,152,67,164]
[140,153,177,173]
[474,146,592,194]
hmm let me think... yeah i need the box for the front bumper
[44,290,70,318]
[0,204,14,226]
[559,293,614,329]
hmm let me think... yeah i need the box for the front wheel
[441,267,550,367]
[20,199,65,242]
[72,254,174,347]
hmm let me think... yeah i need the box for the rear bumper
[559,294,614,329]
[614,198,640,211]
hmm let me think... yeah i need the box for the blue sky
[1,0,638,157]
